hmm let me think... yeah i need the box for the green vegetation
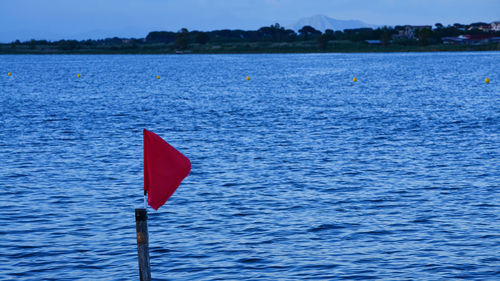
[1,22,499,54]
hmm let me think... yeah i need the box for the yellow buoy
[246,76,250,81]
[156,75,160,79]
[485,77,490,84]
[353,77,357,82]
[8,72,11,76]
[77,73,81,78]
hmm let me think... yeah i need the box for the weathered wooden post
[135,208,151,281]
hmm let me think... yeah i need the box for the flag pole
[139,129,190,280]
[136,190,151,281]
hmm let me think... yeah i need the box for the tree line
[6,22,500,51]
[145,22,500,49]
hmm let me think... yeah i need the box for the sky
[1,0,499,42]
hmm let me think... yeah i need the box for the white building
[492,22,500,32]
[393,25,432,40]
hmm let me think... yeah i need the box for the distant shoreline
[3,21,500,55]
[1,42,499,55]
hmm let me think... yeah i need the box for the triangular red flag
[143,129,191,210]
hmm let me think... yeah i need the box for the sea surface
[0,53,499,280]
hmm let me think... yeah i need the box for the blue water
[0,53,499,280]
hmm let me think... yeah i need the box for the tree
[470,22,489,27]
[258,23,295,42]
[58,40,79,50]
[380,27,393,46]
[334,31,344,40]
[286,31,298,42]
[29,39,37,49]
[343,28,375,41]
[146,31,176,43]
[324,29,335,40]
[258,25,277,41]
[298,25,321,40]
[435,23,444,30]
[174,28,189,50]
[417,28,432,46]
[317,34,329,50]
[195,32,209,44]
[394,25,405,31]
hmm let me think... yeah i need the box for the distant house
[441,37,464,45]
[393,25,432,40]
[463,35,498,44]
[469,25,492,32]
[479,25,492,32]
[441,35,499,45]
[492,21,500,31]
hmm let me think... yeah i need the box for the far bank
[1,40,499,54]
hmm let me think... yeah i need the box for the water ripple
[0,53,499,280]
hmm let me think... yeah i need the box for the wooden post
[135,208,151,281]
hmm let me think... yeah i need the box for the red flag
[143,129,191,210]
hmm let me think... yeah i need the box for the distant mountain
[292,15,377,32]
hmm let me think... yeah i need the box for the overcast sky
[1,0,499,42]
